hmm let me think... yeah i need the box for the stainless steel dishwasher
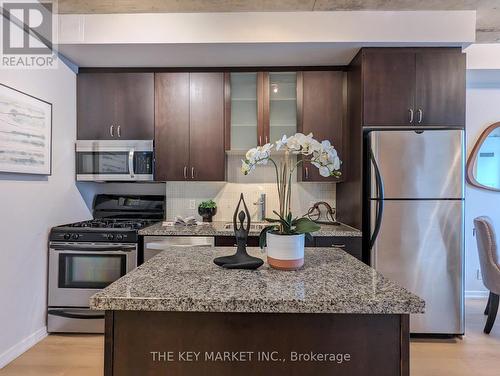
[143,236,215,263]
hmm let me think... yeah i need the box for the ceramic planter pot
[266,232,305,270]
[198,207,217,222]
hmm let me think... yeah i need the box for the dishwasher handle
[145,242,213,250]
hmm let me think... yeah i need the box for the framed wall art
[0,83,52,175]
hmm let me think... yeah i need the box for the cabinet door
[229,72,259,150]
[189,73,225,181]
[415,51,466,127]
[154,73,190,181]
[114,73,154,139]
[77,73,117,139]
[315,236,362,260]
[267,72,297,144]
[363,51,416,126]
[299,71,345,182]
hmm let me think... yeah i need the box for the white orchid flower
[276,135,288,151]
[319,165,331,177]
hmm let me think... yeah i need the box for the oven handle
[48,309,105,320]
[50,245,136,252]
[129,148,135,178]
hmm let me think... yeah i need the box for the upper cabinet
[298,71,346,182]
[362,48,465,127]
[229,72,260,150]
[77,73,154,139]
[155,72,225,182]
[268,72,298,143]
[226,71,298,149]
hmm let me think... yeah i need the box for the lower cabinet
[214,235,361,260]
[315,236,362,260]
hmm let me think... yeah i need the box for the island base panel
[105,311,409,376]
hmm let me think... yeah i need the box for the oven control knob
[116,234,123,241]
[71,234,79,240]
[64,233,71,240]
[107,234,115,241]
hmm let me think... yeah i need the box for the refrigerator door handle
[369,148,385,250]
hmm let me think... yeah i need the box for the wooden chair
[474,216,500,334]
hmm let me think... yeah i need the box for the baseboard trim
[466,290,489,299]
[0,326,47,369]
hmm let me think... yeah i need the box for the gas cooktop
[49,194,165,243]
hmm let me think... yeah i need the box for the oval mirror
[467,122,500,191]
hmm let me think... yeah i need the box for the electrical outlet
[477,269,482,280]
[189,200,196,210]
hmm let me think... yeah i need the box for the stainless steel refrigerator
[366,129,464,335]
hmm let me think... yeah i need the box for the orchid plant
[241,133,341,248]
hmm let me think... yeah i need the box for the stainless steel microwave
[76,140,154,181]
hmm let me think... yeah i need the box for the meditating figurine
[213,193,264,270]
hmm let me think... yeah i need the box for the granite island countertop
[138,221,361,237]
[90,247,424,314]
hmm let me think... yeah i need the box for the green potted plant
[198,200,217,222]
[241,133,341,270]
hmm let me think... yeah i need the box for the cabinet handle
[332,244,346,248]
[417,109,423,124]
[191,167,195,179]
[265,135,268,144]
[305,167,309,180]
[259,135,262,146]
[408,109,414,124]
[183,166,187,179]
[117,125,121,138]
[109,125,114,137]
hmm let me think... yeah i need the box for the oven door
[48,243,137,307]
[76,140,154,181]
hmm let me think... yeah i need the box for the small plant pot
[198,207,217,222]
[266,232,305,270]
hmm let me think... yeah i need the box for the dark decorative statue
[213,193,264,270]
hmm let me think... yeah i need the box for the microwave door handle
[369,148,385,250]
[129,148,135,178]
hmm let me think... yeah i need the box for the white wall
[465,69,500,297]
[0,62,92,367]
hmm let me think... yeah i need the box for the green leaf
[294,217,321,234]
[258,225,276,249]
[273,210,287,222]
[263,217,282,223]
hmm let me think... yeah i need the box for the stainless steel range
[48,194,165,333]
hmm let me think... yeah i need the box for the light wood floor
[1,299,499,375]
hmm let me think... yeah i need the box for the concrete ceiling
[56,0,499,43]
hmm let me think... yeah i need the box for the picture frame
[0,83,52,175]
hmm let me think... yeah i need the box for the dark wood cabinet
[415,51,466,126]
[315,236,362,260]
[362,48,465,127]
[363,51,416,126]
[77,73,154,140]
[154,73,190,181]
[189,73,225,181]
[298,71,346,182]
[155,72,225,181]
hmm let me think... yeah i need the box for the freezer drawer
[371,199,464,335]
[369,130,464,199]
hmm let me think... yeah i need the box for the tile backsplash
[165,156,336,222]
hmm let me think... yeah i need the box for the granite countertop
[138,221,362,237]
[90,247,424,314]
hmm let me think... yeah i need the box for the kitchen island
[90,247,424,376]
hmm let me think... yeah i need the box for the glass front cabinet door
[227,72,298,150]
[268,72,298,144]
[229,72,259,150]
